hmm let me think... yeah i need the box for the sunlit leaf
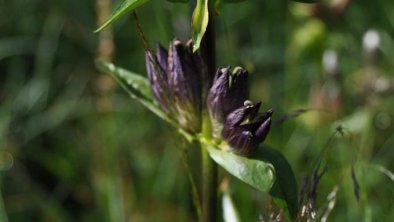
[206,145,276,192]
[191,0,209,52]
[95,60,175,125]
[253,146,299,221]
[95,0,149,32]
[96,60,150,98]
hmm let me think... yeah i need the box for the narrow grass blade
[95,0,150,32]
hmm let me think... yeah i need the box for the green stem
[200,3,217,221]
[181,141,202,220]
[201,139,217,222]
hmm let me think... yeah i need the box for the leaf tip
[192,42,200,53]
[94,27,103,33]
[94,22,110,33]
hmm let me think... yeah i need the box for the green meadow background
[0,0,393,221]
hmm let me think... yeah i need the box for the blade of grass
[95,0,149,32]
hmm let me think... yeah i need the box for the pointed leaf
[95,0,150,32]
[96,60,175,125]
[206,146,275,192]
[96,60,151,98]
[252,146,299,221]
[191,0,209,52]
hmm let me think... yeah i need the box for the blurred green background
[1,0,393,221]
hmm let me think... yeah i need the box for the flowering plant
[95,0,319,221]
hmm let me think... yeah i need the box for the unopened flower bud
[222,101,273,155]
[145,39,203,133]
[207,67,249,137]
[145,44,172,115]
[168,39,202,133]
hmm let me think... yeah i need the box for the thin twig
[133,11,152,53]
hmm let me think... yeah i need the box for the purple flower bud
[207,67,249,137]
[145,44,173,115]
[145,39,203,133]
[222,101,273,155]
[168,39,202,133]
[156,43,168,72]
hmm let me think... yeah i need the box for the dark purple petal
[145,39,204,133]
[207,67,249,127]
[254,115,272,144]
[224,102,260,128]
[168,39,202,133]
[156,43,168,72]
[145,51,172,114]
[222,102,273,155]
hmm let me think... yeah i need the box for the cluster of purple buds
[207,67,249,138]
[207,67,273,155]
[146,39,273,155]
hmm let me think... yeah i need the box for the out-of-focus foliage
[1,0,393,221]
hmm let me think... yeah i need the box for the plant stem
[200,112,217,222]
[200,4,216,88]
[201,139,217,222]
[200,4,217,222]
[181,141,202,220]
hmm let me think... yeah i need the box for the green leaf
[191,0,209,52]
[206,146,275,192]
[95,60,174,125]
[252,146,299,221]
[290,0,320,3]
[95,0,150,32]
[96,60,151,98]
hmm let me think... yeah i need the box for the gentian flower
[145,39,203,133]
[207,67,249,137]
[222,101,273,155]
